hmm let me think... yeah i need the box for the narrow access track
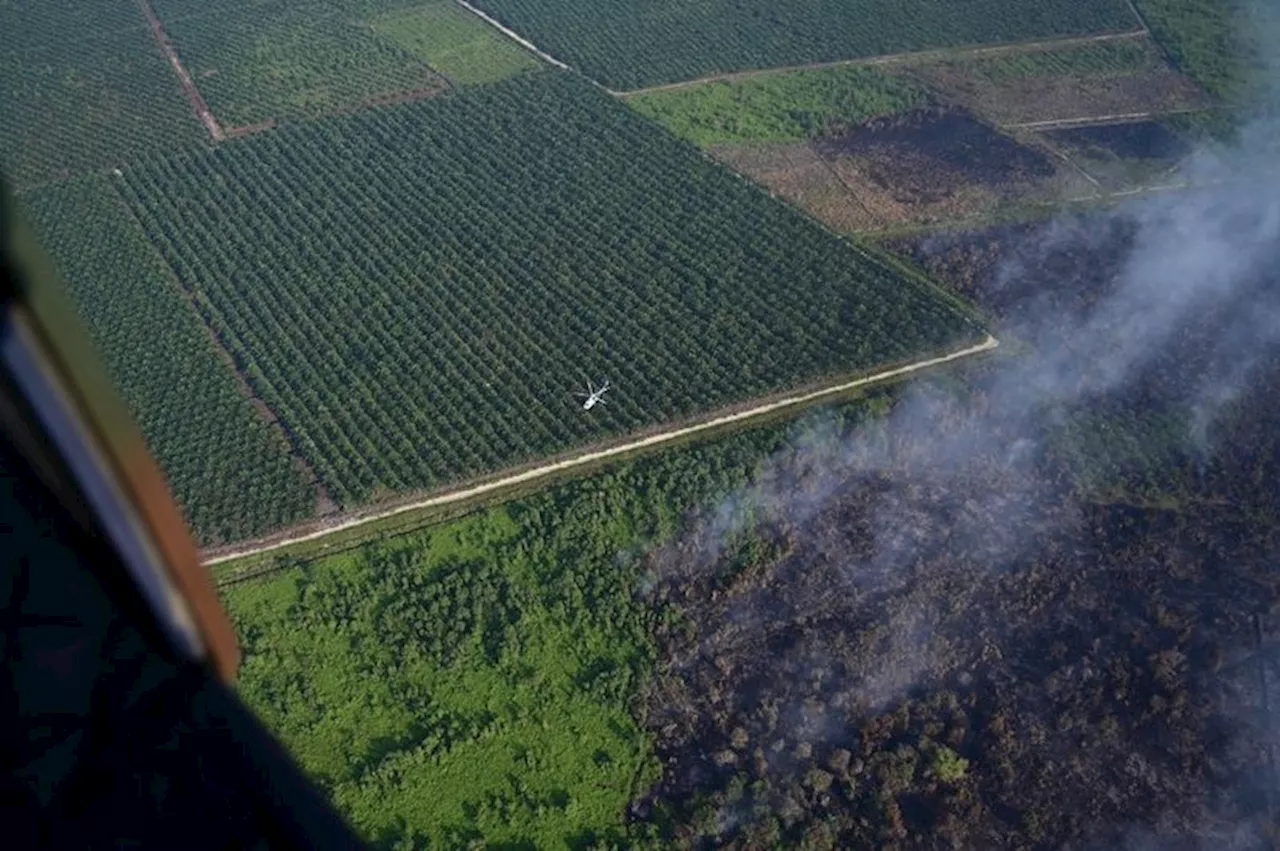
[1002,107,1206,131]
[449,0,570,70]
[136,0,225,141]
[203,335,998,566]
[611,29,1150,97]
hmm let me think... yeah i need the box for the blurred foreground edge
[1,182,365,848]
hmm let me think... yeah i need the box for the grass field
[20,177,314,545]
[0,23,204,188]
[117,71,982,514]
[469,0,1139,90]
[627,66,931,147]
[221,389,895,847]
[372,1,539,85]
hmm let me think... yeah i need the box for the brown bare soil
[331,82,452,116]
[136,0,224,141]
[711,143,878,232]
[636,215,1280,848]
[715,109,1074,231]
[816,108,1055,200]
[225,119,277,138]
[910,63,1209,127]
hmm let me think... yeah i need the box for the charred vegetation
[631,213,1280,848]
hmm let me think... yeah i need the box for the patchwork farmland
[112,72,982,512]
[5,0,1272,848]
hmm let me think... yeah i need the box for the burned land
[717,107,1068,233]
[814,108,1056,204]
[1047,120,1193,162]
[631,211,1280,849]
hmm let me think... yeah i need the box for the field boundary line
[1002,107,1203,131]
[449,0,571,70]
[136,0,225,141]
[611,29,1150,97]
[203,335,998,566]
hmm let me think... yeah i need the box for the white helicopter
[575,378,610,411]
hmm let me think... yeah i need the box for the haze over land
[4,0,1279,847]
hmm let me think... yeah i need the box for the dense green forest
[118,71,981,508]
[19,177,314,545]
[469,0,1139,90]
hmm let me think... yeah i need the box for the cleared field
[119,71,982,512]
[468,0,1139,90]
[20,177,315,546]
[628,65,931,147]
[372,1,539,85]
[907,37,1209,125]
[152,0,448,127]
[0,24,204,188]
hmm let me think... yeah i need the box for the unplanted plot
[712,142,880,232]
[372,1,539,85]
[906,37,1210,126]
[157,4,447,126]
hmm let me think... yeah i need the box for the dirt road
[203,335,998,566]
[136,0,224,141]
[611,30,1150,97]
[449,0,570,70]
[1002,108,1205,131]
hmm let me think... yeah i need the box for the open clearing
[371,1,540,85]
[904,36,1210,126]
[654,36,1211,234]
[715,108,1085,233]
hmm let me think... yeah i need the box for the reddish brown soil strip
[136,0,225,141]
[225,119,277,138]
